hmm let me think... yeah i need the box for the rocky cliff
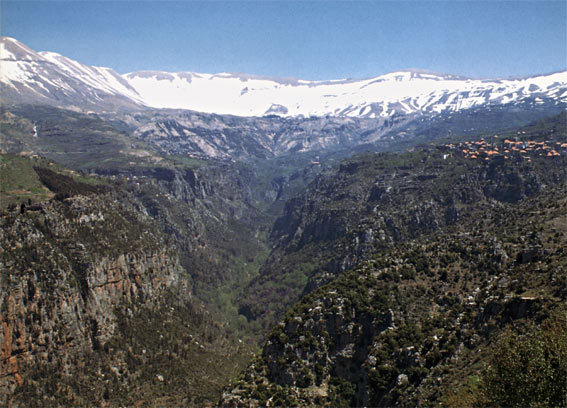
[221,114,567,406]
[0,185,249,406]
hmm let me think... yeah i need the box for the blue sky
[2,1,566,80]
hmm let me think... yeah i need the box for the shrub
[479,314,567,407]
[34,167,105,199]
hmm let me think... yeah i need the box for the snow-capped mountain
[2,37,566,117]
[125,70,567,118]
[0,37,144,111]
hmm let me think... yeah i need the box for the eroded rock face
[0,194,187,401]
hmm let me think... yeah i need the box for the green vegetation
[33,166,106,200]
[11,298,254,407]
[2,105,163,170]
[0,154,51,206]
[2,180,255,407]
[239,114,567,336]
[478,313,567,407]
[221,113,567,406]
[2,108,566,407]
[0,154,112,208]
[224,183,567,406]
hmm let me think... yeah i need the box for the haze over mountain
[2,37,566,118]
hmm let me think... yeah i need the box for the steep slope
[105,101,565,161]
[95,161,274,335]
[221,184,567,406]
[0,37,144,112]
[107,109,414,159]
[238,114,567,332]
[0,103,327,340]
[0,166,252,406]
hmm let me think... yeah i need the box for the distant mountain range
[2,37,566,117]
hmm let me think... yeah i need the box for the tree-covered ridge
[222,182,567,407]
[238,113,567,334]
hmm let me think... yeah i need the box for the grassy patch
[0,154,52,207]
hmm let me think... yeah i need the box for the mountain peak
[38,50,65,59]
[0,36,44,61]
[0,37,144,110]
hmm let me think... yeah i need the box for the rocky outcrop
[117,110,416,161]
[0,193,189,403]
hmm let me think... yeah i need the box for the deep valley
[1,35,566,407]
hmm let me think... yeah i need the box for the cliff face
[104,162,273,322]
[0,193,181,398]
[0,191,246,406]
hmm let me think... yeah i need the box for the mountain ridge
[2,37,566,118]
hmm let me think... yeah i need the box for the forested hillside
[223,158,567,407]
[222,113,567,406]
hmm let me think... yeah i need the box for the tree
[479,313,567,407]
